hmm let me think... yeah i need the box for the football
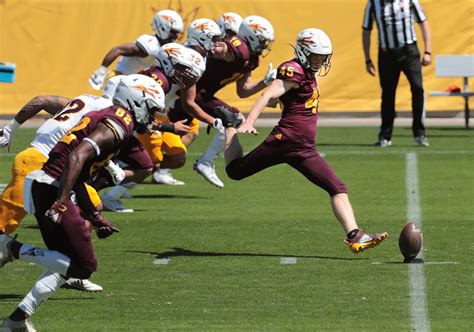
[398,222,423,262]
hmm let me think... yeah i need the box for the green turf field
[1,126,473,330]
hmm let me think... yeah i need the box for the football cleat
[101,193,134,213]
[193,161,224,188]
[344,230,388,254]
[0,234,15,268]
[414,136,429,147]
[374,139,392,147]
[62,278,103,292]
[151,169,185,186]
[1,318,37,332]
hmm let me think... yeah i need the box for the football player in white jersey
[0,78,126,292]
[88,9,184,90]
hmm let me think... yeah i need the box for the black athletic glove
[89,212,120,239]
[213,106,242,128]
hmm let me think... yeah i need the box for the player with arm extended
[88,9,184,90]
[100,43,203,207]
[223,28,388,253]
[151,18,243,185]
[191,14,276,188]
[0,75,165,330]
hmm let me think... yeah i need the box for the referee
[362,0,432,147]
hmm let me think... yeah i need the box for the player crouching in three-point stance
[223,28,388,253]
[0,75,165,330]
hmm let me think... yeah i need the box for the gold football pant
[0,146,101,234]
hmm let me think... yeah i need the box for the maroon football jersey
[44,105,135,181]
[139,66,172,94]
[276,59,319,144]
[197,36,259,96]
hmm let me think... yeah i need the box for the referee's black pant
[378,43,425,140]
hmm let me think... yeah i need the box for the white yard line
[153,258,171,265]
[1,150,473,158]
[406,152,430,332]
[280,257,297,265]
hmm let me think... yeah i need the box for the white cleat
[62,278,103,292]
[0,234,15,268]
[151,169,185,186]
[100,193,134,213]
[193,162,224,188]
[1,318,37,332]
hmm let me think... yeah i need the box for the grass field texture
[0,126,473,331]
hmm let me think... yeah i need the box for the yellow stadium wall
[1,0,473,115]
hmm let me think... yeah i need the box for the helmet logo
[224,14,237,23]
[195,21,209,32]
[298,36,315,46]
[161,15,176,25]
[250,23,266,33]
[165,47,182,57]
[133,85,161,99]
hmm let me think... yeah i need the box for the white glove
[0,118,20,151]
[263,63,277,86]
[212,118,225,133]
[88,66,108,90]
[105,160,126,185]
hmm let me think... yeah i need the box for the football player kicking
[88,9,186,186]
[223,29,389,253]
[0,75,165,330]
[189,14,277,188]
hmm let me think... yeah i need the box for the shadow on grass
[318,143,374,147]
[129,194,207,200]
[129,247,364,261]
[0,294,24,301]
[375,258,425,264]
[22,225,40,230]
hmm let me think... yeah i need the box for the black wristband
[424,51,431,55]
[365,59,373,64]
[159,123,176,133]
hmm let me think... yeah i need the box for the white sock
[157,168,171,175]
[103,185,128,200]
[19,244,70,276]
[18,271,67,316]
[199,129,225,165]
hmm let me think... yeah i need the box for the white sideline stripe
[406,153,431,332]
[1,150,473,158]
[153,258,170,265]
[280,257,297,264]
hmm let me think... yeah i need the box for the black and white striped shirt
[362,0,427,50]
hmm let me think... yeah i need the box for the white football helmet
[238,16,274,56]
[295,28,332,76]
[155,43,206,83]
[101,75,125,99]
[113,74,166,127]
[217,12,243,37]
[151,9,184,43]
[187,18,222,52]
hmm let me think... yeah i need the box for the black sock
[347,229,359,239]
[10,308,28,321]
